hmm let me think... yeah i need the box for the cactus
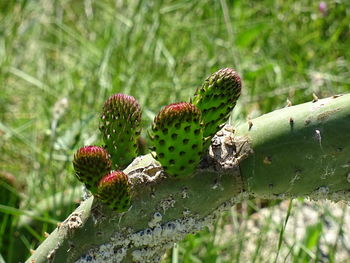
[26,93,350,263]
[73,145,112,194]
[100,93,142,168]
[192,68,241,148]
[26,75,350,263]
[96,170,131,212]
[236,94,350,198]
[150,102,203,177]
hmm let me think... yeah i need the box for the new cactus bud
[73,146,112,194]
[96,170,131,212]
[150,102,203,177]
[100,93,142,169]
[192,68,242,148]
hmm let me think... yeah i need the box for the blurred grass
[0,0,350,262]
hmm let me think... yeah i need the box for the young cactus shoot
[192,68,242,148]
[73,146,112,194]
[150,102,203,178]
[100,94,142,169]
[96,170,131,212]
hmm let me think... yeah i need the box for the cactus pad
[100,93,142,168]
[150,102,203,177]
[192,68,241,147]
[73,146,112,194]
[96,170,131,212]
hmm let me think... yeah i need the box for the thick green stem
[237,94,350,199]
[26,94,350,263]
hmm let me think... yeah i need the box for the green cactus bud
[73,146,112,194]
[100,93,142,169]
[96,170,131,212]
[192,68,242,148]
[150,102,203,177]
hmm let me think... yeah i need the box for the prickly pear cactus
[100,93,142,169]
[192,68,241,148]
[73,146,112,194]
[96,170,131,212]
[150,102,203,177]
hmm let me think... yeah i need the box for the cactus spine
[150,102,203,177]
[100,94,142,168]
[73,146,112,194]
[192,68,241,148]
[96,170,131,212]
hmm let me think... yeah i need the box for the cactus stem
[26,94,350,263]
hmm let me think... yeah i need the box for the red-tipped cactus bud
[96,170,131,212]
[73,146,112,194]
[100,94,142,169]
[150,102,203,177]
[192,68,242,148]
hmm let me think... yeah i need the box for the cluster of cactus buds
[150,68,241,177]
[73,93,142,212]
[72,68,241,210]
[73,145,131,212]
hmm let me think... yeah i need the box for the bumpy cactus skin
[150,102,203,177]
[73,146,112,194]
[192,68,241,148]
[96,170,131,212]
[100,94,142,168]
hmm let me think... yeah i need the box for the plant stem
[26,94,350,263]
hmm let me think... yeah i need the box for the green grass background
[1,0,350,262]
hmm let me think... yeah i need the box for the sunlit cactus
[150,102,203,177]
[192,68,241,148]
[100,93,142,169]
[73,145,112,194]
[96,170,131,212]
[28,86,350,263]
